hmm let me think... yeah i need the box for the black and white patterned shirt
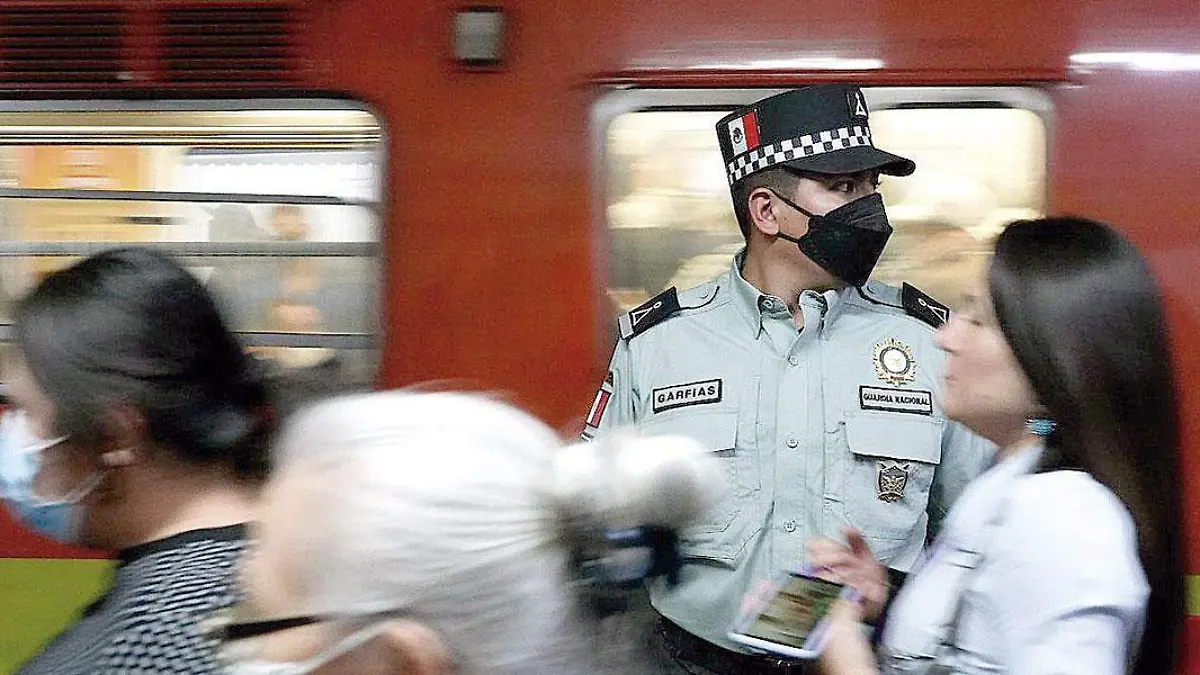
[18,524,247,675]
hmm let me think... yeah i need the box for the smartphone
[727,569,851,660]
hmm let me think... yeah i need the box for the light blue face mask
[0,410,90,543]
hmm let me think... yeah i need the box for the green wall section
[0,559,112,672]
[1191,575,1200,618]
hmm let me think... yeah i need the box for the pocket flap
[637,410,738,452]
[846,412,942,464]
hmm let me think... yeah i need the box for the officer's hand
[805,528,889,623]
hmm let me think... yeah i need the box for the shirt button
[788,355,799,366]
[786,435,799,448]
[784,520,797,533]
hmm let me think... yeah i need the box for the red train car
[0,0,1198,670]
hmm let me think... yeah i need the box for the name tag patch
[653,379,722,414]
[859,386,933,416]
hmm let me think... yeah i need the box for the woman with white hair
[205,390,726,675]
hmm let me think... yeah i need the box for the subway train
[0,0,1199,670]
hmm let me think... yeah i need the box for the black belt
[655,617,808,675]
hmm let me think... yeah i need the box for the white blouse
[880,446,1149,674]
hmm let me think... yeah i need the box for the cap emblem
[727,110,761,155]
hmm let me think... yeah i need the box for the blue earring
[1025,418,1057,437]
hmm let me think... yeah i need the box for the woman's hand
[816,599,878,675]
[806,528,890,623]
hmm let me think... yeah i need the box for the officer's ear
[747,187,780,237]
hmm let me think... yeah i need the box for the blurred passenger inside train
[269,204,320,314]
[206,390,726,675]
[206,202,348,388]
[205,203,275,331]
[0,247,275,675]
[872,216,985,308]
[808,217,1182,675]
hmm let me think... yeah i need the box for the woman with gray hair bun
[206,390,726,675]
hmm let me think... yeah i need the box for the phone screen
[741,572,844,649]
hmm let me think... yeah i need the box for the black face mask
[769,191,893,287]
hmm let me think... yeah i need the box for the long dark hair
[989,217,1182,675]
[14,247,273,479]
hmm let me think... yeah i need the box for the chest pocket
[843,412,943,552]
[638,411,761,567]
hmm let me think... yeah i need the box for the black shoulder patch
[619,287,681,340]
[902,283,950,329]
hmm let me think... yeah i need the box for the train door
[0,99,383,669]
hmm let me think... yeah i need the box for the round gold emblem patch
[872,338,916,386]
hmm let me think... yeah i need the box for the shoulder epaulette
[901,282,950,329]
[619,287,682,340]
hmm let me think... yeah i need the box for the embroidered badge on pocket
[876,460,911,502]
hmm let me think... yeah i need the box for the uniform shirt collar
[728,248,845,338]
[729,248,770,338]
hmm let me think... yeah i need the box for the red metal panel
[1185,616,1200,675]
[308,0,604,428]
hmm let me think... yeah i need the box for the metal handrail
[0,241,378,257]
[0,187,375,209]
[0,324,374,349]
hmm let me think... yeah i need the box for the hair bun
[552,432,727,532]
[551,433,725,616]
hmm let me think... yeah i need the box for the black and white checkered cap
[716,84,915,185]
[726,125,873,184]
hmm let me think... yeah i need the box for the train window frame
[0,98,387,395]
[589,86,1053,351]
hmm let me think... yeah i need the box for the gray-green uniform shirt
[585,250,993,652]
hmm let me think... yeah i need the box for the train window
[596,87,1049,313]
[0,101,383,396]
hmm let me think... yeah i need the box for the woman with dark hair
[807,217,1181,675]
[0,247,274,674]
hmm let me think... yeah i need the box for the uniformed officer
[581,84,994,674]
